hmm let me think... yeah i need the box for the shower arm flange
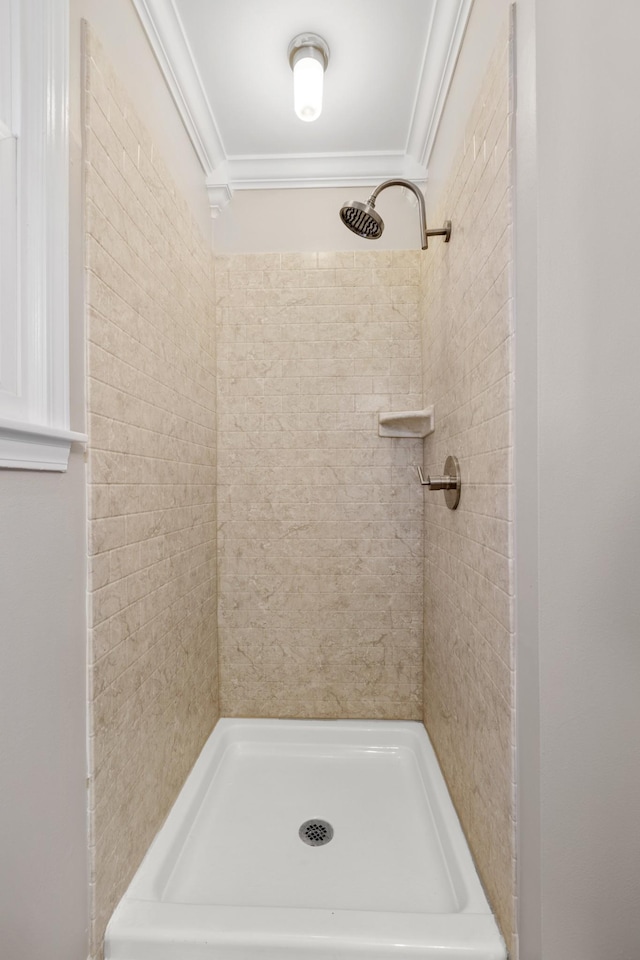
[368,179,451,250]
[427,221,452,243]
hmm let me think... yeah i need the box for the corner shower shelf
[378,406,434,439]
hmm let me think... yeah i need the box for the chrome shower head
[339,178,452,250]
[339,197,384,240]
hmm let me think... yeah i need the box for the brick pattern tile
[84,28,218,957]
[420,23,517,954]
[216,250,424,719]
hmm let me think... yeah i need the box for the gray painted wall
[516,0,640,957]
[0,458,88,960]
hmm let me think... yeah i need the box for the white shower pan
[105,719,506,960]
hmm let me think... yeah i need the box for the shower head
[339,197,384,240]
[339,178,451,251]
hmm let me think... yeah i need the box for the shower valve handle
[417,456,461,510]
[417,467,456,490]
[418,467,458,490]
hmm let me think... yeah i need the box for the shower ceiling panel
[132,0,473,215]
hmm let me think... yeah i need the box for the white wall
[70,0,210,237]
[212,185,418,253]
[425,0,511,217]
[516,1,640,957]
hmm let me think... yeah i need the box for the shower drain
[299,819,334,846]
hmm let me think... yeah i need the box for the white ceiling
[133,0,473,216]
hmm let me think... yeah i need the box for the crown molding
[205,180,234,219]
[225,153,427,191]
[406,0,475,169]
[134,0,471,215]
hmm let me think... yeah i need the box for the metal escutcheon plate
[444,455,461,510]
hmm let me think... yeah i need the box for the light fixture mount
[287,33,330,72]
[288,33,330,122]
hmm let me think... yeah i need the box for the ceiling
[132,0,473,216]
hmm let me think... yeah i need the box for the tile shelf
[378,406,435,439]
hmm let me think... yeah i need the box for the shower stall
[83,4,516,958]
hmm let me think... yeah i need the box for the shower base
[105,719,506,960]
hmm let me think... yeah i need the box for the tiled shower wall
[216,252,423,718]
[420,23,516,953]
[84,29,218,956]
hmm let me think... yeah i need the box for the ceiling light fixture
[288,33,329,123]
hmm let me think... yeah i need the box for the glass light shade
[293,55,324,122]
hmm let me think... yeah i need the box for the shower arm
[368,179,451,250]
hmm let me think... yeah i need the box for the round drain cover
[299,819,334,846]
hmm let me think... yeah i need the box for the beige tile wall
[216,251,424,718]
[84,28,218,957]
[420,24,516,954]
